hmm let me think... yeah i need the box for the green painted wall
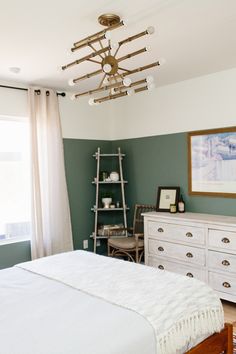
[0,241,31,270]
[63,138,113,254]
[113,133,236,217]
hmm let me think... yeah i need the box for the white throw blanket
[17,251,224,354]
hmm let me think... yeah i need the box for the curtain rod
[0,84,66,97]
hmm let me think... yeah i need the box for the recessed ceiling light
[9,67,21,74]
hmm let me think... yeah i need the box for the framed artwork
[188,126,236,197]
[156,186,180,211]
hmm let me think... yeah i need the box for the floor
[222,300,236,330]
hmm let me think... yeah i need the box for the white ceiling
[1,0,236,92]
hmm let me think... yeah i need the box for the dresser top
[143,211,236,227]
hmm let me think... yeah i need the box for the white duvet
[0,250,224,354]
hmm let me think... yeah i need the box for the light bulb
[70,94,76,101]
[146,75,154,84]
[147,83,156,91]
[105,30,112,40]
[68,78,75,86]
[127,88,134,96]
[147,26,155,35]
[88,98,95,106]
[111,41,119,50]
[158,58,166,65]
[103,63,112,73]
[123,77,132,87]
[145,46,151,52]
[121,18,128,26]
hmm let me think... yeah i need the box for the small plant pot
[102,197,112,208]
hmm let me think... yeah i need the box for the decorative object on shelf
[169,204,177,213]
[156,186,180,212]
[110,171,119,181]
[188,126,236,197]
[99,171,108,181]
[178,194,185,213]
[102,197,112,209]
[62,13,164,104]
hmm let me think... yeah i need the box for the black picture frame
[156,186,180,212]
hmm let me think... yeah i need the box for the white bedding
[0,251,224,354]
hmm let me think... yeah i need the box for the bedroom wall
[112,133,236,223]
[111,67,236,140]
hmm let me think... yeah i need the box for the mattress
[0,251,224,354]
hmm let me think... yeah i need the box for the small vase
[102,197,112,208]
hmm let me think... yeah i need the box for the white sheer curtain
[28,88,73,259]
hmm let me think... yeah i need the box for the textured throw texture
[17,251,224,354]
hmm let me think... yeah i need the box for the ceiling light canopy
[62,13,164,104]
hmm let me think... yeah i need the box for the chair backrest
[132,204,156,234]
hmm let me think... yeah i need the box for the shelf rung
[91,207,130,211]
[93,153,125,157]
[92,181,128,184]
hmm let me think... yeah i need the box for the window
[0,117,31,243]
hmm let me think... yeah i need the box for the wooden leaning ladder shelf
[92,147,128,253]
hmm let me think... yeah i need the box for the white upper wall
[59,95,113,140]
[111,67,236,140]
[0,83,112,140]
[1,67,236,140]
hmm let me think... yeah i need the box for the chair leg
[135,248,139,263]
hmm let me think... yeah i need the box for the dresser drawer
[208,229,236,252]
[148,256,207,282]
[148,239,205,266]
[147,220,205,245]
[209,271,236,296]
[209,250,236,274]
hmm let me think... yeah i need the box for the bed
[0,250,233,354]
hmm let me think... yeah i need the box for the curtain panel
[28,88,73,259]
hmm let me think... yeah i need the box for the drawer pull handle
[158,265,164,270]
[186,272,193,278]
[221,237,230,244]
[158,246,164,252]
[222,282,231,288]
[158,228,164,233]
[186,232,193,238]
[186,252,193,258]
[222,260,230,266]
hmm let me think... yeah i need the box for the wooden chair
[107,204,156,263]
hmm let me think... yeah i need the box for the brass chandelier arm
[98,74,107,88]
[118,30,149,47]
[118,67,131,72]
[134,85,148,93]
[94,91,128,104]
[122,61,160,77]
[117,47,148,63]
[71,34,106,52]
[88,43,105,60]
[93,84,149,104]
[73,20,125,48]
[73,69,103,84]
[86,58,101,64]
[74,81,124,98]
[114,78,147,92]
[62,46,110,70]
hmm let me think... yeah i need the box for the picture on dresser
[188,126,236,197]
[156,186,180,211]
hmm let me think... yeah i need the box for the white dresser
[144,212,236,303]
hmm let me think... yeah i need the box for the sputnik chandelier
[62,13,164,105]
